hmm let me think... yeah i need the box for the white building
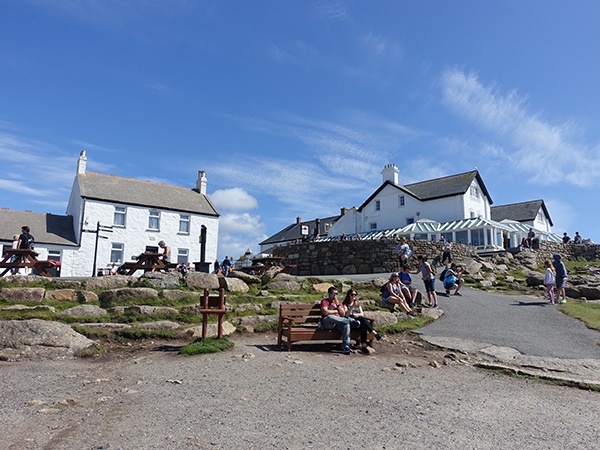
[1,151,220,277]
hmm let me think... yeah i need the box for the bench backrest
[280,303,323,325]
[202,288,226,310]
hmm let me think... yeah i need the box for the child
[414,255,438,308]
[543,260,556,304]
[552,253,568,303]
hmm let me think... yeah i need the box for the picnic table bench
[240,256,289,276]
[0,249,56,277]
[277,303,375,351]
[117,252,177,275]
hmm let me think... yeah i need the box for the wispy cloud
[310,1,351,22]
[360,33,404,66]
[211,188,258,211]
[440,67,600,186]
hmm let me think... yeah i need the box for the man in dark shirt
[18,226,34,250]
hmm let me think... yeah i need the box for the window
[177,248,189,264]
[471,228,484,247]
[148,210,160,230]
[370,223,377,230]
[455,230,468,244]
[414,233,428,241]
[398,195,405,207]
[110,243,124,264]
[48,250,61,263]
[441,232,453,242]
[406,217,414,225]
[430,234,437,241]
[470,185,479,198]
[113,206,126,227]
[470,211,476,218]
[375,200,381,211]
[179,214,190,234]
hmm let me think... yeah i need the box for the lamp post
[82,222,113,277]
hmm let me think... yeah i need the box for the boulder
[161,290,203,301]
[186,321,236,338]
[111,287,159,298]
[140,272,182,288]
[358,264,371,274]
[480,280,493,288]
[2,275,48,285]
[125,305,178,315]
[44,289,98,303]
[184,272,220,290]
[364,310,398,327]
[78,323,131,330]
[342,265,357,275]
[526,272,545,287]
[261,267,283,285]
[84,275,132,290]
[54,280,82,288]
[3,304,56,312]
[463,260,483,275]
[0,287,45,303]
[480,261,496,272]
[579,286,600,300]
[273,272,303,283]
[234,303,263,312]
[0,319,96,361]
[136,321,179,330]
[229,270,261,285]
[371,277,389,289]
[219,276,250,293]
[565,286,581,299]
[268,281,303,291]
[59,305,107,316]
[309,283,334,293]
[351,281,374,290]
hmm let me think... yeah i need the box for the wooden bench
[117,252,178,275]
[277,303,375,351]
[200,288,227,340]
[0,249,55,277]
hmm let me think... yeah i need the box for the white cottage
[0,151,220,277]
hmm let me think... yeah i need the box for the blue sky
[1,1,600,258]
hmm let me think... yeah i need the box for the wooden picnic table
[0,249,55,277]
[117,252,177,276]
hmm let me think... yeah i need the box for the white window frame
[179,214,190,234]
[470,185,479,199]
[370,222,377,231]
[398,195,405,207]
[177,248,189,264]
[148,210,160,231]
[113,206,127,227]
[47,249,61,263]
[375,200,381,211]
[110,243,124,264]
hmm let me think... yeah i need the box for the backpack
[380,284,387,294]
[21,233,35,250]
[439,268,448,282]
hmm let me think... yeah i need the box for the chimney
[77,150,87,175]
[381,163,399,184]
[340,207,349,216]
[296,216,302,224]
[196,171,207,195]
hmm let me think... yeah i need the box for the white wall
[65,199,219,277]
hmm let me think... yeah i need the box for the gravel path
[2,333,599,450]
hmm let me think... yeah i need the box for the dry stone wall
[272,240,477,276]
[537,241,600,262]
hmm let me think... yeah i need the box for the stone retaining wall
[537,241,600,262]
[272,240,477,276]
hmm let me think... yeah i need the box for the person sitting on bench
[320,286,353,355]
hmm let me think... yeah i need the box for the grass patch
[253,321,278,333]
[559,301,600,332]
[180,337,234,355]
[376,316,433,335]
[75,343,106,358]
[73,326,111,339]
[115,328,179,340]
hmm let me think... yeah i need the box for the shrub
[180,337,234,356]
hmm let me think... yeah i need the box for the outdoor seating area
[239,256,286,276]
[277,303,375,351]
[117,252,177,276]
[0,249,56,278]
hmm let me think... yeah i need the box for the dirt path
[1,332,599,450]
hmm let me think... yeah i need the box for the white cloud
[360,33,404,65]
[440,67,600,187]
[210,188,258,211]
[219,213,266,238]
[0,179,51,197]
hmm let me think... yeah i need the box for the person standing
[213,258,220,274]
[10,234,19,274]
[414,255,438,308]
[442,241,452,265]
[221,256,231,276]
[397,237,411,269]
[543,260,556,305]
[320,286,353,354]
[552,253,568,303]
[18,226,35,250]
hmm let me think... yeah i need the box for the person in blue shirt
[399,265,419,307]
[552,253,568,303]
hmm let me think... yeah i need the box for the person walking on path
[397,237,411,270]
[221,256,231,276]
[320,286,353,354]
[543,260,556,304]
[414,255,438,308]
[552,253,568,303]
[441,241,452,265]
[343,289,382,354]
[382,273,417,317]
[213,259,220,274]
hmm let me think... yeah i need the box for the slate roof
[0,209,78,246]
[490,200,553,226]
[358,170,492,212]
[260,215,341,246]
[78,172,220,216]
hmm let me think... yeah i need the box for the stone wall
[537,241,600,262]
[273,240,478,276]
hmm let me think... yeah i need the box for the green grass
[559,301,600,332]
[75,343,106,358]
[376,315,433,335]
[180,337,234,355]
[253,321,279,333]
